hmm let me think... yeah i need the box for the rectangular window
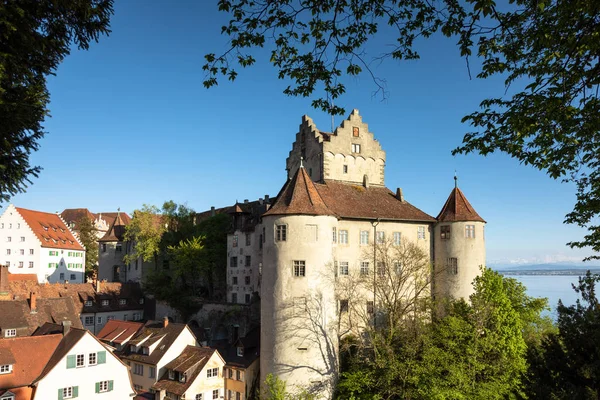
[275,225,287,241]
[6,237,11,242]
[29,249,34,255]
[367,301,374,315]
[134,363,144,375]
[98,381,109,393]
[196,395,203,400]
[376,231,385,244]
[294,297,307,316]
[116,243,122,252]
[339,261,349,276]
[339,230,348,244]
[230,256,238,268]
[343,165,348,174]
[119,299,127,305]
[101,300,109,306]
[150,366,156,378]
[60,273,65,280]
[133,312,141,320]
[28,261,33,268]
[441,225,451,239]
[245,276,251,285]
[96,316,102,324]
[0,364,12,374]
[207,367,219,378]
[340,299,349,313]
[4,329,16,338]
[448,258,458,275]
[332,227,337,243]
[293,260,306,277]
[465,225,475,238]
[232,293,238,303]
[62,387,75,399]
[101,243,106,252]
[18,262,23,268]
[232,235,238,247]
[5,249,10,255]
[76,354,85,367]
[213,390,219,399]
[232,276,238,285]
[89,353,97,365]
[245,294,251,303]
[360,230,369,245]
[394,261,402,275]
[353,126,360,137]
[418,226,426,239]
[377,262,386,276]
[351,143,361,153]
[19,249,24,255]
[245,255,251,267]
[70,274,75,281]
[5,261,9,267]
[360,262,369,275]
[245,233,251,246]
[20,236,24,242]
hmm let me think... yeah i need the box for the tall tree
[124,204,166,269]
[77,216,99,280]
[205,0,600,258]
[0,0,113,202]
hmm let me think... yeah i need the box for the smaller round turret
[434,178,486,302]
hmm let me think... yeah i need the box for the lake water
[507,274,583,318]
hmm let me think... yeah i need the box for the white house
[0,205,86,284]
[33,328,136,399]
[120,319,198,395]
[152,346,225,400]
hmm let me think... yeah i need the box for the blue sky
[6,1,597,265]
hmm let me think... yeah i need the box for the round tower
[434,177,486,302]
[261,165,339,398]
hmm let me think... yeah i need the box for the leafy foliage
[207,0,600,257]
[76,216,99,280]
[0,0,113,202]
[123,204,166,266]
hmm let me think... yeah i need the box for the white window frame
[76,354,85,367]
[4,329,16,338]
[0,364,13,374]
[359,230,369,245]
[89,352,97,366]
[376,231,385,244]
[293,260,306,277]
[339,261,349,276]
[99,381,109,392]
[62,387,73,399]
[465,224,475,238]
[275,224,287,241]
[84,316,94,325]
[351,143,361,153]
[339,229,348,244]
[360,261,369,276]
[417,226,426,239]
[101,299,109,306]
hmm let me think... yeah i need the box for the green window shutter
[73,386,78,398]
[58,388,63,400]
[66,355,76,369]
[98,351,106,364]
[95,382,100,393]
[108,380,114,391]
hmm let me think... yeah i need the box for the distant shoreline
[496,269,600,276]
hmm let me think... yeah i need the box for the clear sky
[6,1,597,266]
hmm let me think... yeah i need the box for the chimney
[259,198,263,205]
[30,291,37,313]
[163,316,169,328]
[0,264,8,295]
[62,320,72,336]
[265,195,270,203]
[210,206,215,217]
[244,199,249,204]
[95,279,101,293]
[396,188,404,202]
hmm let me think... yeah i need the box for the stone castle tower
[254,109,486,398]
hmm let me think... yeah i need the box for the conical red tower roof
[264,166,334,217]
[437,187,485,223]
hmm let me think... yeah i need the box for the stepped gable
[97,211,132,227]
[99,211,128,242]
[315,180,436,222]
[263,166,334,217]
[16,207,83,251]
[437,187,485,223]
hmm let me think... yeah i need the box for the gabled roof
[60,208,96,229]
[215,326,260,369]
[37,328,87,380]
[15,207,84,250]
[121,321,195,365]
[153,346,222,396]
[96,320,144,345]
[0,296,82,336]
[99,212,128,242]
[436,187,485,223]
[263,166,334,217]
[0,334,62,390]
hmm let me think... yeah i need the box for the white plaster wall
[324,153,385,186]
[34,332,136,399]
[41,248,86,284]
[80,309,144,335]
[182,352,225,400]
[433,221,486,301]
[261,214,339,398]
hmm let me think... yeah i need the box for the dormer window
[119,299,126,305]
[169,370,175,380]
[130,345,137,352]
[43,226,48,231]
[4,329,16,338]
[179,373,186,383]
[139,298,145,305]
[85,300,92,307]
[101,300,109,306]
[0,364,13,374]
[142,347,149,355]
[237,346,244,357]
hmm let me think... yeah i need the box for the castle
[226,109,486,397]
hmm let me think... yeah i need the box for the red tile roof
[99,212,128,242]
[16,207,83,250]
[97,320,144,344]
[436,187,485,223]
[263,167,334,217]
[0,334,62,392]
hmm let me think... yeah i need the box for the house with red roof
[0,205,86,284]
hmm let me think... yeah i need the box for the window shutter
[58,389,63,400]
[66,355,76,369]
[95,382,100,393]
[97,351,106,364]
[73,386,78,398]
[108,380,114,391]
